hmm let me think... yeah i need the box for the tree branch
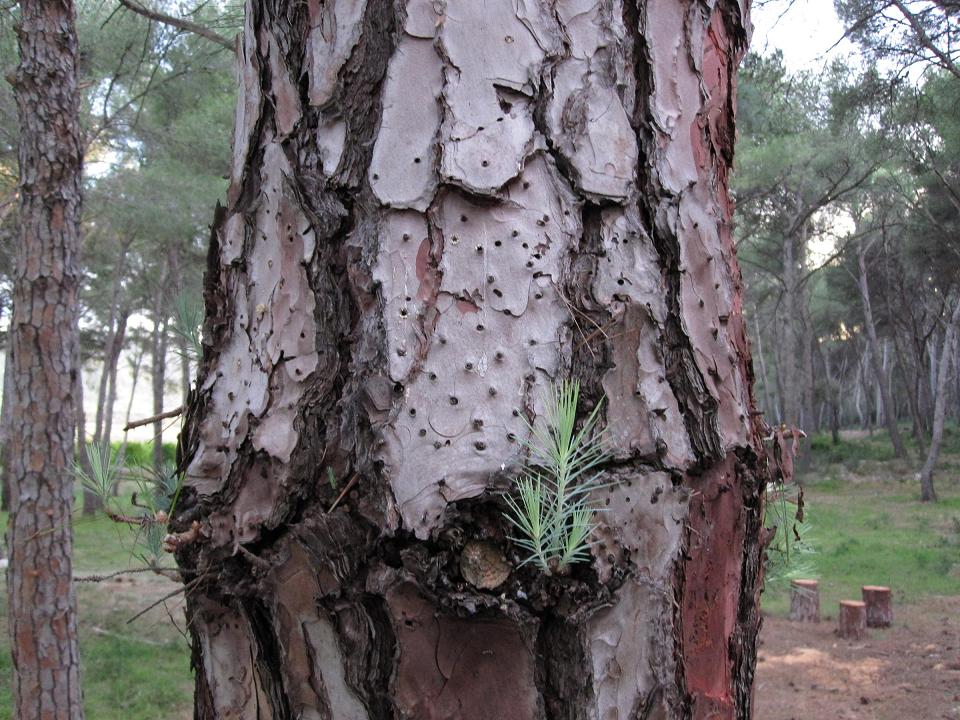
[117,0,235,51]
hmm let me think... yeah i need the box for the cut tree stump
[838,600,867,640]
[861,585,893,627]
[789,579,820,622]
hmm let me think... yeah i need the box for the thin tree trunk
[77,339,105,516]
[92,239,132,445]
[174,2,768,718]
[101,311,129,452]
[118,345,146,475]
[753,313,775,420]
[857,239,906,457]
[781,234,801,427]
[919,299,960,501]
[151,313,169,473]
[7,1,85,716]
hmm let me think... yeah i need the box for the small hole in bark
[503,309,512,316]
[494,240,502,247]
[409,408,416,417]
[418,428,427,437]
[300,332,305,338]
[481,160,489,167]
[476,245,483,253]
[475,441,487,450]
[439,337,447,344]
[493,289,502,297]
[449,396,459,405]
[430,372,438,381]
[497,116,504,122]
[478,126,485,131]
[397,348,406,357]
[617,278,625,286]
[507,433,516,442]
[465,362,474,370]
[522,181,530,189]
[476,324,485,331]
[414,157,421,164]
[434,441,442,449]
[535,292,543,299]
[460,214,468,222]
[536,219,545,227]
[512,230,519,237]
[495,351,504,361]
[522,242,528,249]
[526,261,533,267]
[488,387,497,397]
[373,173,379,180]
[512,409,520,416]
[473,418,484,429]
[529,339,537,346]
[487,275,495,284]
[399,308,408,318]
[402,233,410,241]
[393,382,403,394]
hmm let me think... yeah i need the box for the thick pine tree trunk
[174,2,770,718]
[6,0,85,717]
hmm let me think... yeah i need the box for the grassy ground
[762,426,960,616]
[0,489,193,720]
[1,430,959,716]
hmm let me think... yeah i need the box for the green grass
[0,504,192,720]
[762,429,960,616]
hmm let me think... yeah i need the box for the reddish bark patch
[386,583,538,720]
[415,236,440,302]
[680,455,746,720]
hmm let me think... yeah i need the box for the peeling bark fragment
[637,0,750,458]
[269,544,369,719]
[194,598,266,720]
[188,142,318,511]
[368,32,443,210]
[592,208,693,465]
[437,0,561,193]
[587,580,676,720]
[679,457,746,720]
[307,0,368,107]
[590,470,686,583]
[386,582,539,720]
[545,0,637,200]
[229,3,263,206]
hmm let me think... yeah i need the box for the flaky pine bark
[919,298,960,501]
[6,1,85,718]
[856,239,907,458]
[175,2,769,718]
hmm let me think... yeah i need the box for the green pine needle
[502,380,608,574]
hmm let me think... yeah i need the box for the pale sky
[751,0,857,73]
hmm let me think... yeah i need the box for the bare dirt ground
[755,596,960,720]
